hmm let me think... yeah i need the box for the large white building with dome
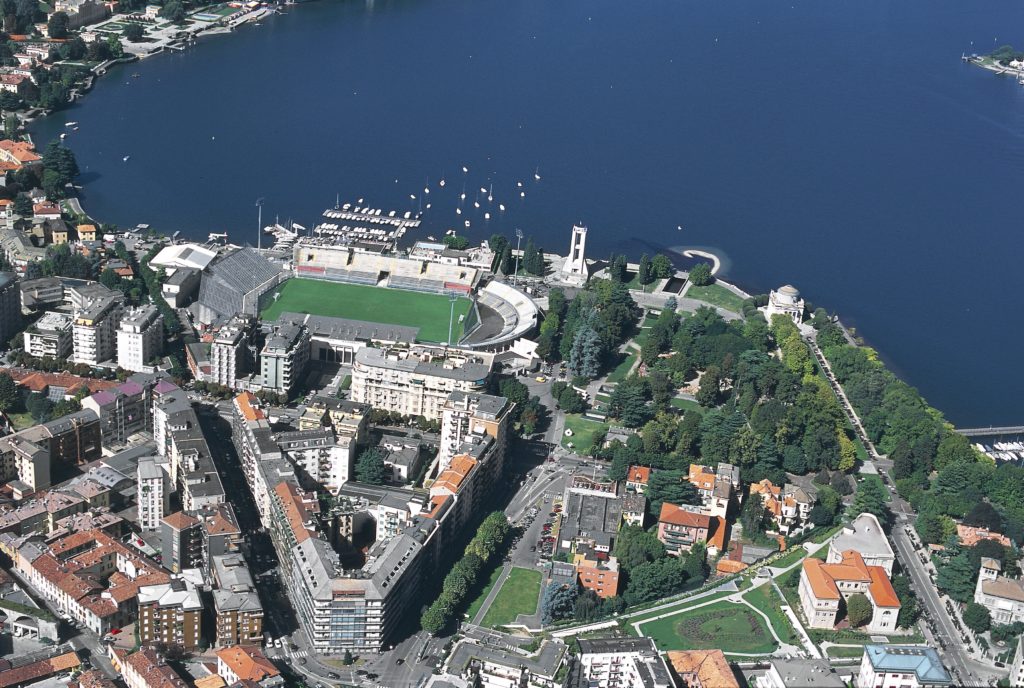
[766,285,805,325]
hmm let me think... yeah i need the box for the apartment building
[657,503,711,556]
[667,649,741,688]
[276,427,356,493]
[446,639,567,688]
[211,553,263,647]
[216,645,282,687]
[0,433,50,495]
[119,647,190,688]
[259,320,309,395]
[23,311,73,359]
[71,286,124,365]
[160,511,201,574]
[137,575,204,651]
[137,458,169,531]
[857,645,952,688]
[749,479,816,535]
[687,462,740,520]
[209,314,253,388]
[116,305,163,373]
[974,557,1024,625]
[576,638,675,688]
[573,544,621,598]
[350,345,493,420]
[0,271,20,345]
[439,390,512,468]
[82,374,164,445]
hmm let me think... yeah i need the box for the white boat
[499,204,505,212]
[59,133,66,139]
[534,167,541,180]
[479,187,487,194]
[460,193,466,201]
[65,121,78,127]
[456,208,462,215]
[473,201,480,208]
[464,220,471,227]
[462,166,468,173]
[484,212,491,220]
[517,181,523,187]
[123,155,130,162]
[520,191,525,198]
[439,179,446,187]
[424,187,430,194]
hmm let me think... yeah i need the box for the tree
[637,254,651,285]
[41,168,66,200]
[623,557,687,606]
[540,582,577,625]
[556,385,586,414]
[443,234,469,250]
[354,447,387,485]
[850,477,890,527]
[13,194,32,217]
[963,602,992,634]
[25,391,53,423]
[47,11,68,38]
[107,34,124,58]
[687,262,713,287]
[160,0,186,22]
[809,504,835,527]
[964,501,1002,532]
[420,599,449,635]
[892,575,919,628]
[740,497,770,538]
[614,526,665,570]
[936,544,979,603]
[695,365,722,408]
[568,322,602,380]
[651,254,673,279]
[646,470,700,514]
[837,431,857,472]
[608,377,651,428]
[845,593,872,627]
[4,114,18,140]
[0,373,17,412]
[124,23,144,42]
[99,267,122,290]
[830,471,852,496]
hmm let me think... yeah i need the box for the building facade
[116,305,163,373]
[856,645,952,688]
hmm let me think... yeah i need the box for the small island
[965,44,1024,82]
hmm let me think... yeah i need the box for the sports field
[260,279,473,343]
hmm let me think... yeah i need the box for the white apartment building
[210,314,252,388]
[116,305,163,373]
[72,288,124,365]
[857,645,952,688]
[351,345,493,421]
[974,557,1024,625]
[439,391,512,469]
[259,320,309,395]
[828,512,895,576]
[23,311,73,359]
[137,457,169,531]
[575,638,674,688]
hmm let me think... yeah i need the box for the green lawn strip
[481,567,542,628]
[260,278,472,343]
[7,411,36,430]
[464,564,504,621]
[741,585,799,645]
[560,414,609,453]
[686,284,745,313]
[606,351,638,383]
[629,589,736,625]
[670,397,700,412]
[826,645,866,659]
[767,546,807,571]
[638,599,777,654]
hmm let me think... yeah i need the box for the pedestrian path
[471,564,511,626]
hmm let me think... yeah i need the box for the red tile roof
[659,502,710,529]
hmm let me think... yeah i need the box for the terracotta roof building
[667,649,740,688]
[799,550,900,634]
[657,502,710,555]
[216,645,282,686]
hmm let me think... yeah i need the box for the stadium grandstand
[461,280,539,350]
[196,247,286,325]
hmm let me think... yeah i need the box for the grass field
[261,279,473,343]
[465,564,504,621]
[670,397,701,412]
[561,414,609,453]
[742,586,799,645]
[607,350,638,383]
[686,284,746,313]
[640,600,777,654]
[481,567,542,628]
[826,645,866,659]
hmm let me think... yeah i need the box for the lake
[30,0,1024,427]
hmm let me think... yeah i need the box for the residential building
[160,511,201,573]
[957,523,1012,548]
[276,427,356,493]
[856,645,952,688]
[799,550,900,633]
[575,638,674,688]
[625,465,650,494]
[558,476,622,557]
[657,503,710,556]
[828,512,895,576]
[755,658,844,688]
[137,575,204,651]
[574,544,621,598]
[446,639,567,688]
[667,649,739,688]
[766,285,805,325]
[687,462,739,519]
[137,458,169,531]
[210,314,253,388]
[439,390,512,468]
[0,271,21,344]
[24,311,73,359]
[0,432,50,495]
[259,319,309,395]
[71,285,124,365]
[119,648,189,688]
[974,557,1024,625]
[211,553,263,646]
[350,344,493,420]
[82,376,155,445]
[749,479,815,535]
[1009,636,1024,688]
[0,139,41,169]
[116,305,163,373]
[216,645,282,687]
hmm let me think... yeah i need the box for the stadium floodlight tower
[513,227,524,286]
[447,290,459,347]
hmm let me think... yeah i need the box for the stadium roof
[150,243,217,271]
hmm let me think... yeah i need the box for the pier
[956,425,1024,438]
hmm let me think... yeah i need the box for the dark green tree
[613,525,666,570]
[354,447,387,485]
[651,254,674,279]
[0,373,18,412]
[646,470,700,515]
[47,11,68,38]
[124,23,145,42]
[963,602,992,633]
[540,582,577,624]
[936,543,979,603]
[637,254,651,285]
[892,575,919,628]
[850,477,890,527]
[687,262,713,286]
[845,593,872,627]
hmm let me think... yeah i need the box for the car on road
[327,672,340,679]
[535,376,547,382]
[396,658,405,665]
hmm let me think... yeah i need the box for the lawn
[769,546,807,571]
[826,645,866,659]
[628,589,737,625]
[465,564,504,621]
[670,397,700,412]
[638,600,777,654]
[7,411,36,431]
[260,279,473,343]
[480,567,542,628]
[607,350,638,383]
[561,414,609,453]
[742,586,799,645]
[686,283,746,313]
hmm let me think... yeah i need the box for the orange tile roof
[707,516,729,551]
[716,559,748,574]
[667,650,739,688]
[234,392,265,421]
[687,464,716,489]
[626,465,651,485]
[659,502,710,529]
[957,524,1012,547]
[194,676,226,688]
[216,645,280,682]
[162,511,200,531]
[274,481,314,544]
[0,139,40,163]
[868,566,901,608]
[431,454,478,495]
[802,558,840,600]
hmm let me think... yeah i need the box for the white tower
[561,224,589,285]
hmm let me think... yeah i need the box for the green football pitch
[260,279,472,343]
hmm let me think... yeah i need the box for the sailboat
[487,184,493,202]
[534,167,541,181]
[439,179,446,187]
[484,212,491,220]
[123,155,130,162]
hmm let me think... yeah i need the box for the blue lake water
[29,0,1024,427]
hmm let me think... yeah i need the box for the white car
[275,637,284,648]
